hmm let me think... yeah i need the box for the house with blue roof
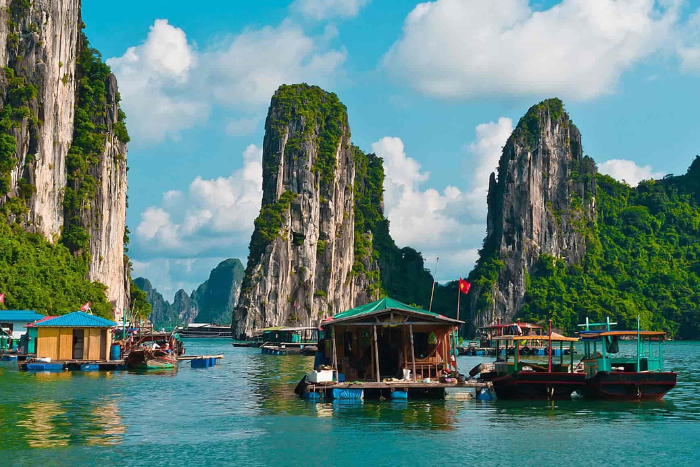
[0,310,45,341]
[33,311,117,361]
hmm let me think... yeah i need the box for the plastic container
[307,370,333,383]
[110,344,121,361]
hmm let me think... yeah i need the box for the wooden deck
[19,360,125,371]
[307,380,489,390]
[176,354,224,361]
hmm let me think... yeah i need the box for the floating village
[0,295,677,403]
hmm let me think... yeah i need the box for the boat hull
[578,372,677,400]
[126,350,178,370]
[490,372,587,400]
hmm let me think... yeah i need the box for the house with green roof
[319,297,462,383]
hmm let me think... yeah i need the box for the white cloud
[135,144,263,255]
[108,20,346,147]
[203,22,347,108]
[460,117,513,219]
[598,159,665,186]
[292,0,370,20]
[678,8,700,72]
[107,20,207,145]
[372,118,513,280]
[226,116,261,136]
[384,0,681,100]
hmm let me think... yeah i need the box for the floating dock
[19,360,126,371]
[302,380,491,401]
[177,354,224,369]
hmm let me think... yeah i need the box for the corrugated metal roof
[0,310,45,322]
[32,311,116,328]
[327,297,463,325]
[26,316,58,328]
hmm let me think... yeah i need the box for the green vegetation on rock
[62,28,129,254]
[521,160,700,337]
[271,84,347,191]
[0,212,112,318]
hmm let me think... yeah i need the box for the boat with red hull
[577,316,677,401]
[491,371,586,400]
[577,371,677,400]
[477,322,583,400]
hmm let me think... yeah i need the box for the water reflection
[16,401,69,448]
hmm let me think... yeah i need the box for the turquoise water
[1,340,699,466]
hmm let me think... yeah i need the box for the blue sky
[83,0,700,300]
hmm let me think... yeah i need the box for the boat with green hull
[577,316,677,400]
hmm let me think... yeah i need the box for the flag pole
[456,280,461,321]
[429,256,439,312]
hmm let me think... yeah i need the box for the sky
[83,0,700,301]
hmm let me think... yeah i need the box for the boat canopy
[494,332,578,342]
[325,297,463,326]
[578,330,666,340]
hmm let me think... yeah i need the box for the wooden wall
[36,328,59,360]
[36,327,112,361]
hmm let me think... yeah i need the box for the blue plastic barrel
[81,364,99,371]
[110,344,121,360]
[391,390,408,400]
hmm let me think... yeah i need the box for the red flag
[80,302,90,311]
[458,278,471,294]
[0,293,4,304]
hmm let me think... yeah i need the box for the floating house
[298,298,486,400]
[32,311,117,361]
[22,316,57,354]
[0,310,45,340]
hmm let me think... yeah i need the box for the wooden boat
[476,321,585,400]
[123,331,184,370]
[257,326,318,356]
[576,317,676,400]
[125,349,177,370]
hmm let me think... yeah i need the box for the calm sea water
[1,340,699,466]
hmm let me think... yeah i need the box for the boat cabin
[32,312,116,361]
[318,297,463,382]
[491,332,578,377]
[578,317,667,377]
[478,320,543,348]
[259,326,318,345]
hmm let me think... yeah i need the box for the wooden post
[559,341,563,367]
[331,325,338,381]
[570,341,574,371]
[409,324,416,382]
[373,325,380,383]
[548,319,553,373]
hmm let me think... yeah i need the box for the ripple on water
[2,340,700,465]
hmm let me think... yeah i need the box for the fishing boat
[123,332,184,370]
[576,317,677,400]
[474,320,585,400]
[258,326,318,355]
[125,348,178,370]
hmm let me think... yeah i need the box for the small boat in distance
[175,323,232,339]
[577,316,677,400]
[259,326,318,355]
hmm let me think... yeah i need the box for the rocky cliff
[0,0,129,316]
[193,258,244,324]
[136,258,244,328]
[234,85,378,338]
[467,99,597,330]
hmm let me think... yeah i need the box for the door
[100,329,107,360]
[72,329,85,360]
